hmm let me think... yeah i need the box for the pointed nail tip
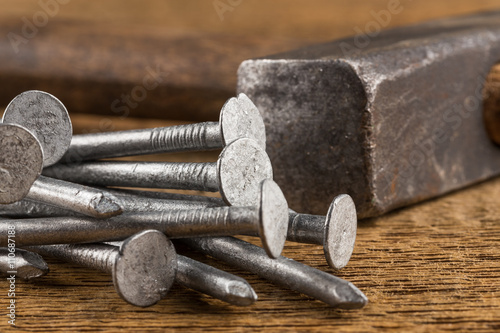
[335,289,369,310]
[92,195,123,218]
[17,265,49,280]
[226,281,258,306]
[17,251,49,280]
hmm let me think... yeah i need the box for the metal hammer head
[113,229,177,307]
[0,124,43,204]
[3,90,72,167]
[220,93,266,149]
[217,138,273,206]
[238,10,500,218]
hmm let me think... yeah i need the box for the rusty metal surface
[238,10,500,217]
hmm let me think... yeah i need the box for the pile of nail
[0,90,367,309]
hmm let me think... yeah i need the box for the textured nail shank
[2,90,72,167]
[60,93,265,162]
[46,138,273,207]
[0,248,49,280]
[44,161,220,192]
[288,194,358,270]
[28,230,177,307]
[183,236,368,309]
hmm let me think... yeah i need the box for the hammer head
[238,11,500,218]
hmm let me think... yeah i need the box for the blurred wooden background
[1,1,500,331]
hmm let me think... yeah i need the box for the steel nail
[176,255,258,306]
[0,248,49,280]
[288,194,357,270]
[26,229,177,307]
[0,189,219,218]
[106,239,257,307]
[181,236,368,309]
[0,123,122,218]
[60,93,266,163]
[44,138,273,206]
[0,179,289,258]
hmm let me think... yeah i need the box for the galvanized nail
[288,194,357,270]
[181,236,368,309]
[107,239,257,307]
[44,138,273,206]
[61,93,265,163]
[26,229,177,307]
[0,179,289,258]
[2,90,72,167]
[0,248,49,280]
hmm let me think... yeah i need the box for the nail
[45,138,272,206]
[3,191,357,269]
[2,90,72,167]
[0,189,219,218]
[0,179,289,258]
[26,230,177,307]
[0,123,122,218]
[288,194,357,270]
[181,236,368,309]
[107,239,257,306]
[107,190,357,269]
[0,248,49,280]
[60,93,266,163]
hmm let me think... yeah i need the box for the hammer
[237,10,500,218]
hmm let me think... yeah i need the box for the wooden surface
[1,1,500,332]
[1,115,500,332]
[2,141,500,332]
[1,0,500,121]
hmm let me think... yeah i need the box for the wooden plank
[1,171,500,331]
[1,1,500,331]
[0,0,499,121]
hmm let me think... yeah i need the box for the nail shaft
[0,212,253,246]
[0,189,219,218]
[46,137,273,207]
[44,161,220,192]
[63,123,221,163]
[27,176,123,219]
[181,236,368,309]
[0,124,122,219]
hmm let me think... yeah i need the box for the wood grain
[1,1,500,332]
[0,0,499,121]
[2,170,500,332]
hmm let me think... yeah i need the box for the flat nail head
[217,138,273,206]
[3,90,72,167]
[113,229,177,307]
[259,179,289,259]
[220,93,266,149]
[0,124,43,204]
[324,194,357,270]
